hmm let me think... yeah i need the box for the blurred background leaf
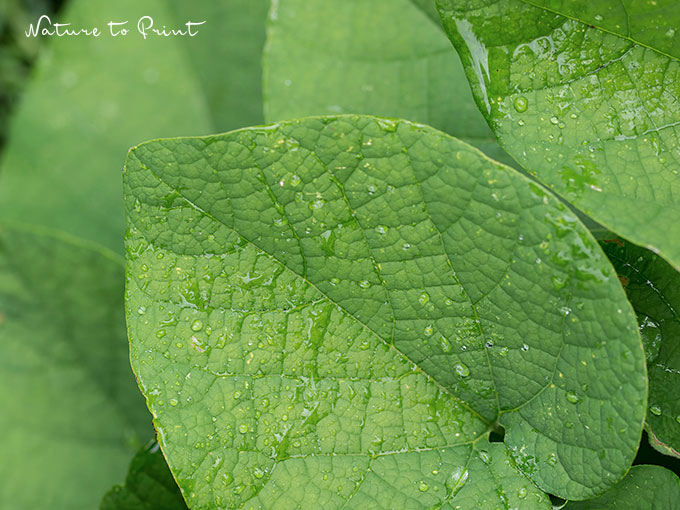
[0,0,268,252]
[0,222,151,509]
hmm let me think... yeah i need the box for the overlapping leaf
[601,237,680,458]
[0,223,150,508]
[101,441,188,510]
[124,115,646,505]
[564,465,680,509]
[263,0,515,167]
[436,0,680,270]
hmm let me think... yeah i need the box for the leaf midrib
[131,155,493,428]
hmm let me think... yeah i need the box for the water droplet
[238,423,249,434]
[418,481,429,492]
[440,336,452,352]
[191,319,204,331]
[547,453,558,466]
[233,391,242,399]
[169,398,178,406]
[330,277,340,286]
[566,391,580,404]
[418,292,430,305]
[521,343,529,352]
[253,467,265,479]
[518,487,528,499]
[378,119,398,132]
[290,174,301,186]
[424,325,434,336]
[594,14,603,21]
[550,116,559,125]
[454,363,470,378]
[649,404,662,416]
[359,280,371,289]
[478,450,490,463]
[375,225,389,235]
[402,243,411,250]
[156,329,166,338]
[513,96,529,113]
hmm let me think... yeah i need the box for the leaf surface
[101,441,188,510]
[564,465,680,509]
[0,223,150,508]
[263,0,515,167]
[0,0,267,252]
[436,0,680,270]
[124,115,646,504]
[601,237,680,458]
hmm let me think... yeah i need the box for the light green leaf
[166,0,268,132]
[124,115,646,504]
[600,237,680,458]
[101,441,188,510]
[0,0,267,252]
[0,222,150,509]
[436,0,680,270]
[263,0,515,167]
[564,465,680,509]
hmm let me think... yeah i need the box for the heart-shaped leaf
[124,115,646,505]
[601,237,680,458]
[263,0,514,167]
[436,0,680,270]
[0,223,150,508]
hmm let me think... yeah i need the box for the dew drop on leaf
[566,391,581,404]
[513,96,528,113]
[454,363,470,378]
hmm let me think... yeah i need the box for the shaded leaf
[564,465,680,509]
[436,0,680,270]
[124,115,645,504]
[601,237,680,458]
[0,222,150,508]
[101,441,188,510]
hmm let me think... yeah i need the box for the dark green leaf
[564,465,680,509]
[601,237,680,458]
[101,440,188,510]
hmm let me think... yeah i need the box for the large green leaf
[0,0,267,252]
[101,441,188,510]
[124,115,646,505]
[0,222,150,509]
[564,465,680,509]
[263,0,515,167]
[601,237,680,458]
[436,0,680,270]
